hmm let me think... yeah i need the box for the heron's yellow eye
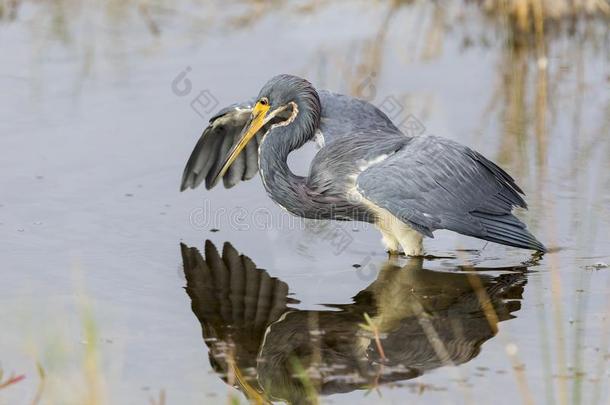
[259,98,269,106]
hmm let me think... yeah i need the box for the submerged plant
[0,369,25,390]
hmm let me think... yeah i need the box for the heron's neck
[258,126,315,218]
[257,80,322,217]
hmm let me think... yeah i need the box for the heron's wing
[181,241,294,383]
[180,99,262,190]
[317,90,402,147]
[356,135,546,251]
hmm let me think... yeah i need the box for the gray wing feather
[317,90,401,145]
[180,99,258,191]
[357,136,546,251]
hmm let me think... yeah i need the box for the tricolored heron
[181,74,546,255]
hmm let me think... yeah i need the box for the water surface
[1,1,609,404]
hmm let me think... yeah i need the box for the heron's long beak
[210,101,274,186]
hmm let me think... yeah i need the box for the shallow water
[1,1,609,404]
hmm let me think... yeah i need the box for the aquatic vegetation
[0,369,25,390]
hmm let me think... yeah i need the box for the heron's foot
[400,250,456,259]
[403,247,425,257]
[387,249,401,258]
[387,250,439,259]
[415,254,455,260]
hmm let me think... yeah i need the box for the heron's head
[211,74,321,186]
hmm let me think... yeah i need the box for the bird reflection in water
[180,241,527,404]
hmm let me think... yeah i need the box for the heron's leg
[375,223,400,255]
[370,204,423,256]
[399,233,424,257]
[394,223,424,257]
[376,212,424,257]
